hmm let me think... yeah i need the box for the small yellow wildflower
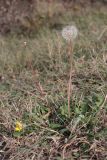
[15,121,23,132]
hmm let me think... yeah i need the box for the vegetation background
[0,0,107,160]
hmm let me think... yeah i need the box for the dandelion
[15,121,23,132]
[62,25,78,117]
[62,25,78,42]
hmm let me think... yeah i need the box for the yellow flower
[15,121,23,132]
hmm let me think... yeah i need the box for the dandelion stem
[67,41,73,117]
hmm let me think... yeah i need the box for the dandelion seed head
[62,25,78,41]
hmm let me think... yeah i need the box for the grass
[0,4,107,160]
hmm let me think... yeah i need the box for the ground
[0,4,107,160]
